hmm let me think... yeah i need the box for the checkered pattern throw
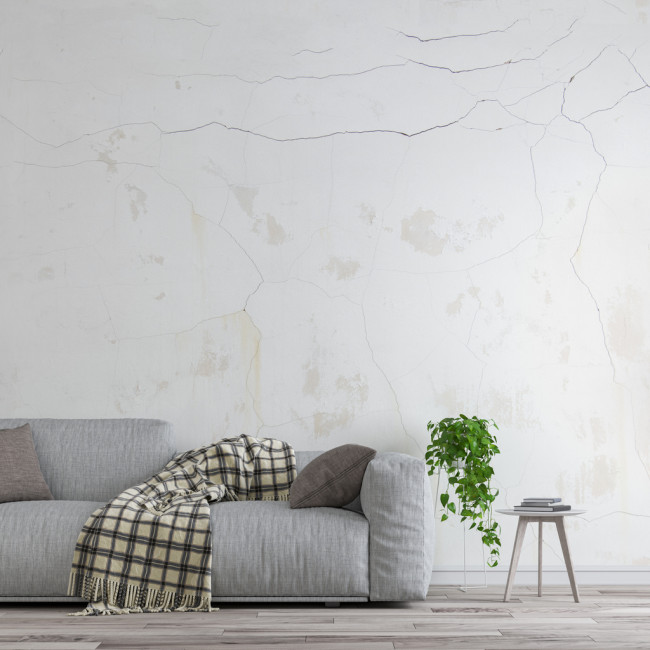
[68,435,296,615]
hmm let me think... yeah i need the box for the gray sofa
[0,418,434,603]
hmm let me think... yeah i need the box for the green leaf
[441,513,448,522]
[423,413,501,568]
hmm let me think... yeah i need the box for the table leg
[538,521,543,597]
[504,516,528,602]
[555,517,580,603]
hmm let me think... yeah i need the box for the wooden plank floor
[2,586,650,649]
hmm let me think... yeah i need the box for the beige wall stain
[140,254,164,266]
[126,185,148,221]
[324,256,360,281]
[37,266,54,281]
[239,310,262,422]
[336,373,369,405]
[108,129,126,146]
[253,214,287,245]
[607,286,646,361]
[588,416,607,447]
[314,408,352,438]
[192,212,207,296]
[580,454,619,500]
[196,332,217,376]
[359,203,376,224]
[476,213,504,238]
[446,293,465,316]
[302,361,320,397]
[232,185,258,217]
[97,151,118,174]
[401,209,448,256]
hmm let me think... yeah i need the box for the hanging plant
[425,414,501,567]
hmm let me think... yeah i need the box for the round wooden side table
[496,509,586,603]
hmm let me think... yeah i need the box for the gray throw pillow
[0,423,54,503]
[289,444,376,509]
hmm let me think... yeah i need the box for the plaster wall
[1,0,650,570]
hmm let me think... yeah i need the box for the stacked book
[514,497,571,512]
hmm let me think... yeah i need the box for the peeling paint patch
[401,209,448,256]
[324,256,360,280]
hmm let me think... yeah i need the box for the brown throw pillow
[0,423,54,503]
[290,444,376,509]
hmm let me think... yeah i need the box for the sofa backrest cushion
[295,450,323,474]
[0,419,176,502]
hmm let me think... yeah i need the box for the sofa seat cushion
[0,500,104,597]
[1,500,369,600]
[210,501,369,598]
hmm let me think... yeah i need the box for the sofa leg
[325,602,340,607]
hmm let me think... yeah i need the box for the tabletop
[496,509,586,517]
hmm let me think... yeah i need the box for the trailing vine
[425,414,501,567]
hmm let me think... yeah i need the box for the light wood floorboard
[1,586,650,649]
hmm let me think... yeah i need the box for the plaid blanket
[68,435,296,615]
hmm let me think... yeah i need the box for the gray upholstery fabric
[210,500,369,598]
[0,424,53,503]
[0,419,176,501]
[0,431,433,602]
[295,450,323,473]
[0,500,104,597]
[360,452,435,600]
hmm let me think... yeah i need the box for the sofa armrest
[360,452,434,600]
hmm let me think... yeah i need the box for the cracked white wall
[1,0,649,570]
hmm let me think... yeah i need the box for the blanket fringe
[68,571,214,616]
